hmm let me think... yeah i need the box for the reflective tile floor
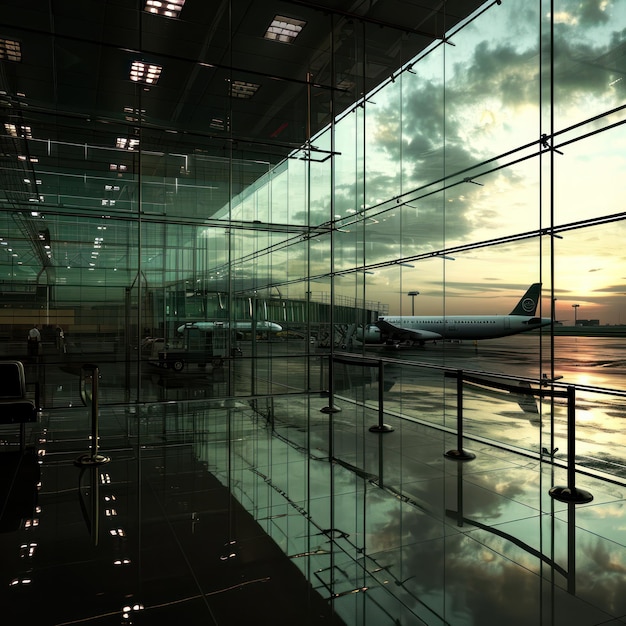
[0,407,345,625]
[1,373,626,625]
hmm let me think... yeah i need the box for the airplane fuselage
[375,314,551,342]
[177,321,283,334]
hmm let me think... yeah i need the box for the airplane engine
[355,324,383,343]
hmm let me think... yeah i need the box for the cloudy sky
[226,1,626,323]
[329,0,626,322]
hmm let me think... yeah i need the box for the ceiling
[1,0,484,147]
[0,0,485,290]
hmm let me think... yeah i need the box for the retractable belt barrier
[444,369,592,503]
[322,355,593,504]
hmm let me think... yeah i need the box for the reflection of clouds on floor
[225,338,626,624]
[364,470,625,625]
[190,374,626,626]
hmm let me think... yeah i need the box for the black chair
[0,361,37,450]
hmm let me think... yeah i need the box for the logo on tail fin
[510,283,542,316]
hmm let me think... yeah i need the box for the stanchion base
[74,453,111,467]
[444,449,476,461]
[320,406,341,414]
[369,424,394,433]
[549,485,593,504]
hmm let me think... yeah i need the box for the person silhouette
[27,324,41,357]
[56,325,66,354]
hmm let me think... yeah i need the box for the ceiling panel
[0,0,485,284]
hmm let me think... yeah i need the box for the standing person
[27,324,41,357]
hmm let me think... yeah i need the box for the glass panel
[553,0,626,134]
[4,2,626,624]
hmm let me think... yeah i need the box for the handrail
[338,349,626,398]
[449,371,569,398]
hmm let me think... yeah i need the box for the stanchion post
[549,386,592,503]
[369,360,393,433]
[75,364,111,467]
[321,355,341,414]
[445,370,476,461]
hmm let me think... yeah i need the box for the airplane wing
[375,319,442,342]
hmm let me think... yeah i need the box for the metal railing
[324,354,626,499]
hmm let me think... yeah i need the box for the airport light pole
[408,291,419,316]
[572,303,580,326]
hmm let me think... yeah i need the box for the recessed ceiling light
[123,106,146,122]
[129,61,162,85]
[4,123,32,138]
[116,137,140,150]
[144,0,185,18]
[229,80,260,99]
[4,123,33,139]
[264,16,306,44]
[0,38,21,62]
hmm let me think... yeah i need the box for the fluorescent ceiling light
[123,106,146,122]
[116,137,140,150]
[129,61,162,85]
[4,123,32,138]
[0,38,21,62]
[144,0,185,18]
[229,80,260,99]
[264,16,305,43]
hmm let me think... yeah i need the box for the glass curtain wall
[1,0,623,461]
[1,0,626,622]
[0,2,339,406]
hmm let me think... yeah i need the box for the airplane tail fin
[509,283,542,316]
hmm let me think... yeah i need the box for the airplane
[150,320,284,371]
[357,283,551,347]
[177,320,283,334]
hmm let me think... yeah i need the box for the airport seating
[0,360,37,450]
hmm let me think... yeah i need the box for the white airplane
[358,283,551,346]
[177,320,283,334]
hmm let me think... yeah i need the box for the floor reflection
[1,338,626,625]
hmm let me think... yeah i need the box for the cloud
[348,4,626,268]
[219,1,626,311]
[553,0,611,27]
